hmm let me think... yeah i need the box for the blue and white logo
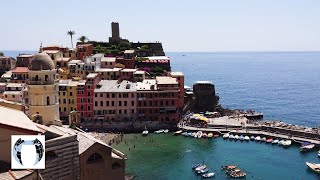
[11,135,45,169]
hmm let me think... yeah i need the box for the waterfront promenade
[180,116,320,145]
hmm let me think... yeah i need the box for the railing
[27,80,59,85]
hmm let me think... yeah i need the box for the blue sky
[1,0,320,51]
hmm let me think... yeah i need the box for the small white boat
[272,139,279,144]
[174,130,183,135]
[142,130,148,136]
[278,139,285,145]
[318,150,320,157]
[300,142,315,152]
[202,133,208,138]
[195,131,203,138]
[154,129,164,134]
[229,134,235,139]
[239,135,244,141]
[182,132,188,136]
[283,140,292,147]
[223,133,230,139]
[195,165,207,171]
[202,172,215,178]
[244,136,250,141]
[261,137,267,142]
[234,135,239,140]
[266,138,273,143]
[306,162,320,174]
[250,136,255,140]
[192,132,196,137]
[255,136,261,141]
[208,133,213,138]
[164,129,169,133]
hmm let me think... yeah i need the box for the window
[124,101,127,106]
[100,101,103,106]
[106,101,109,106]
[70,92,73,96]
[172,100,174,105]
[64,107,66,112]
[166,101,169,106]
[100,93,103,97]
[81,105,84,110]
[95,101,98,106]
[131,109,134,114]
[119,101,122,106]
[45,75,49,81]
[46,96,50,105]
[112,101,114,106]
[87,153,103,164]
[107,93,109,98]
[119,94,121,98]
[149,101,152,106]
[131,101,134,106]
[88,106,91,110]
[95,93,97,97]
[119,110,122,114]
[112,93,115,98]
[124,110,127,114]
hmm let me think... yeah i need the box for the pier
[179,116,320,146]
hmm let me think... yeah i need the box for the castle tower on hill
[109,22,121,43]
[27,53,61,125]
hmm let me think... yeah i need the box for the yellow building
[59,79,78,123]
[27,53,61,125]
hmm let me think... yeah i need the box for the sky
[1,0,320,52]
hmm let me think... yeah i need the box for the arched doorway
[47,96,50,105]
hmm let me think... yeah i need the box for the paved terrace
[180,116,320,145]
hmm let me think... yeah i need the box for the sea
[2,50,320,179]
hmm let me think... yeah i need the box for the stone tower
[109,22,121,43]
[27,53,61,125]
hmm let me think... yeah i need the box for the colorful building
[77,73,100,123]
[16,54,33,67]
[59,79,78,123]
[0,55,15,76]
[11,67,29,83]
[77,44,93,60]
[2,83,25,103]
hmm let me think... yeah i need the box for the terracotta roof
[11,67,28,73]
[0,106,40,133]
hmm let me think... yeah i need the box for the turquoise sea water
[115,133,319,180]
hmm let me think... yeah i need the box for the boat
[229,171,247,178]
[300,142,315,151]
[234,135,240,140]
[192,164,202,169]
[214,134,219,138]
[318,150,320,157]
[164,129,169,133]
[202,172,215,178]
[222,165,237,170]
[229,134,234,139]
[188,132,193,137]
[306,162,320,174]
[142,130,148,136]
[208,133,213,138]
[202,133,208,138]
[182,132,188,136]
[278,139,285,145]
[197,168,209,174]
[250,136,255,140]
[255,136,261,141]
[239,135,244,141]
[266,138,273,143]
[283,140,292,147]
[154,129,164,134]
[223,133,230,139]
[174,130,183,135]
[261,137,267,142]
[191,132,196,137]
[195,131,203,138]
[195,165,207,171]
[272,139,279,144]
[244,136,250,141]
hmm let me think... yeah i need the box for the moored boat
[229,134,235,139]
[192,164,202,169]
[222,165,237,170]
[283,140,292,147]
[223,133,230,139]
[154,129,164,134]
[244,136,250,141]
[174,130,183,135]
[164,129,169,133]
[234,135,240,140]
[306,162,320,174]
[318,150,320,157]
[261,137,267,142]
[272,139,279,144]
[197,168,209,174]
[278,139,285,146]
[182,132,188,136]
[239,135,244,141]
[208,133,213,138]
[250,136,255,140]
[214,134,219,138]
[195,165,207,171]
[195,131,203,138]
[142,130,148,136]
[255,136,261,141]
[202,172,215,178]
[300,142,315,152]
[266,138,273,143]
[202,133,208,138]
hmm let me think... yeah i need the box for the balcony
[27,80,59,85]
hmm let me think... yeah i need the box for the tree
[67,30,76,48]
[78,35,88,43]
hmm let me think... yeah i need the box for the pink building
[101,57,116,68]
[93,80,137,126]
[170,72,184,114]
[3,83,25,103]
